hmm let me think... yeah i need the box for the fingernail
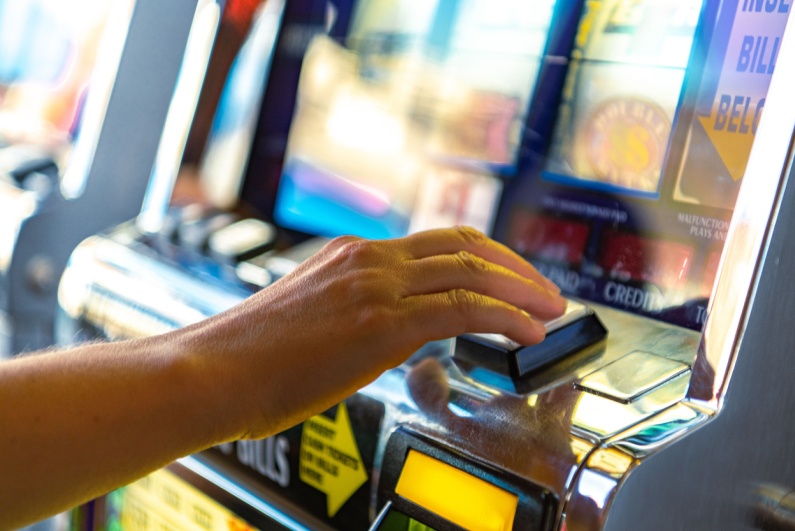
[544,278,561,294]
[531,319,547,339]
[522,311,547,337]
[551,293,568,312]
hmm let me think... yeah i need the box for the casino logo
[577,97,671,192]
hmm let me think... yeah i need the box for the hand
[0,227,566,527]
[181,226,567,439]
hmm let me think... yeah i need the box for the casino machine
[0,0,222,355]
[57,0,795,529]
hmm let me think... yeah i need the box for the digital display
[376,509,439,531]
[273,0,566,239]
[495,0,793,331]
[393,449,518,531]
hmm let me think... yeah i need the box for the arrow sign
[698,6,789,182]
[697,97,761,182]
[299,402,367,517]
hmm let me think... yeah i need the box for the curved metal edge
[688,12,795,410]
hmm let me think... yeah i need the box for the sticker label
[116,469,258,531]
[299,402,367,517]
[698,1,790,181]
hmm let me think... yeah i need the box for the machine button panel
[207,218,277,263]
[575,350,690,404]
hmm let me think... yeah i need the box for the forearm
[0,332,245,529]
[0,227,565,529]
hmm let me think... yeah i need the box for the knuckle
[446,288,478,316]
[327,235,361,250]
[455,250,487,275]
[335,238,377,265]
[454,225,488,247]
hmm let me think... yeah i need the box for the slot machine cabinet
[56,0,795,530]
[370,2,795,530]
[0,0,221,356]
[57,0,583,528]
[578,12,795,528]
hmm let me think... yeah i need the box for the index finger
[401,226,561,294]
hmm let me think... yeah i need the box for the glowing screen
[274,0,561,239]
[498,0,792,330]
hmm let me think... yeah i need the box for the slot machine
[57,0,795,529]
[0,0,221,355]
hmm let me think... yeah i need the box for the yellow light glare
[395,450,518,531]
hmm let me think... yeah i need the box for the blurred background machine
[0,0,221,356]
[54,0,795,529]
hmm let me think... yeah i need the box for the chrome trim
[690,12,795,409]
[607,402,710,458]
[576,351,690,404]
[177,456,314,531]
[60,0,137,200]
[571,371,691,439]
[137,0,222,234]
[58,233,246,340]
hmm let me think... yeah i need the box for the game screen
[496,0,791,330]
[274,0,570,239]
[0,0,127,164]
[267,0,790,332]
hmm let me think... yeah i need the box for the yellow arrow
[299,402,367,517]
[698,109,757,182]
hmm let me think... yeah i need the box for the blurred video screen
[498,0,791,330]
[0,0,124,158]
[274,0,565,239]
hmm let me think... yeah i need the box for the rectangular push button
[455,299,607,378]
[576,351,690,403]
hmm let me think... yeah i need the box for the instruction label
[699,1,791,180]
[299,402,367,517]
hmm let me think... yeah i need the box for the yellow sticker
[299,402,367,517]
[120,468,258,531]
[698,103,759,182]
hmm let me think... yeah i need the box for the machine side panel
[603,146,795,530]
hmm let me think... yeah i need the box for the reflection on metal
[59,226,706,527]
[60,0,136,200]
[576,350,689,403]
[564,448,635,528]
[58,229,247,340]
[572,370,690,439]
[586,448,634,481]
[137,0,222,234]
[751,483,795,531]
[691,12,795,409]
[608,402,709,457]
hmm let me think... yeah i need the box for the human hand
[179,226,566,439]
